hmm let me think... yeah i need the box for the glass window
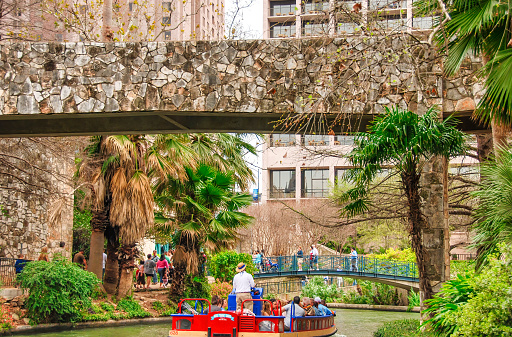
[303,135,329,146]
[301,169,329,198]
[176,319,192,330]
[337,21,358,34]
[259,320,275,332]
[270,0,296,16]
[270,23,296,38]
[413,16,435,30]
[335,168,346,183]
[303,0,329,12]
[164,31,172,40]
[302,21,327,36]
[369,0,406,10]
[162,16,171,25]
[270,170,296,198]
[270,134,296,147]
[334,135,355,146]
[163,2,172,11]
[129,2,134,11]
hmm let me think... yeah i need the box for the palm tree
[419,0,511,147]
[153,164,254,299]
[471,146,512,269]
[339,106,466,303]
[78,134,195,296]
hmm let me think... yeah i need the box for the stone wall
[0,38,477,120]
[0,138,74,260]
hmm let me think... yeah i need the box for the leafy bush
[210,281,232,299]
[152,301,165,313]
[374,319,433,337]
[301,277,341,302]
[369,248,416,263]
[18,259,100,323]
[407,290,420,311]
[342,281,400,306]
[100,302,115,313]
[209,251,256,282]
[183,274,211,300]
[117,297,151,318]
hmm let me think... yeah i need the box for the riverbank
[328,303,420,313]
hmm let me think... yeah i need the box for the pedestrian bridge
[253,255,419,291]
[0,38,484,137]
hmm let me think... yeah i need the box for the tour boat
[169,298,337,337]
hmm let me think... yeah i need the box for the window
[56,33,63,41]
[129,2,134,11]
[270,0,295,16]
[270,23,295,38]
[164,31,172,40]
[162,16,171,25]
[176,319,192,330]
[413,16,435,30]
[368,0,407,10]
[303,0,329,12]
[333,135,355,146]
[270,134,296,147]
[303,135,329,146]
[15,7,22,16]
[79,5,87,15]
[301,169,329,198]
[302,21,327,36]
[337,21,358,34]
[35,34,42,41]
[259,320,275,332]
[163,2,172,12]
[335,168,346,183]
[270,170,296,199]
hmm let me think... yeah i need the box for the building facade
[261,134,355,203]
[263,0,435,39]
[3,0,224,42]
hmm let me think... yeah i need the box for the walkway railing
[254,255,418,281]
[0,258,19,287]
[258,277,355,295]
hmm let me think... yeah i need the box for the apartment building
[263,0,436,39]
[4,0,224,42]
[261,133,355,203]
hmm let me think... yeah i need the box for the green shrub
[18,259,100,323]
[100,302,115,313]
[209,251,256,282]
[407,290,420,311]
[301,276,340,302]
[183,274,211,300]
[374,319,432,337]
[369,248,416,263]
[152,301,165,313]
[117,297,151,318]
[341,281,400,306]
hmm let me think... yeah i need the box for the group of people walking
[136,249,174,289]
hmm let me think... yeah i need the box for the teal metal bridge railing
[253,255,419,282]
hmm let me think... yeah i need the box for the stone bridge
[0,38,485,137]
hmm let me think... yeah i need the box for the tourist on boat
[232,262,255,311]
[262,301,272,316]
[321,299,336,316]
[204,295,223,313]
[314,297,331,316]
[282,296,305,331]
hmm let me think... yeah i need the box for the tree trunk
[103,226,119,294]
[88,209,109,279]
[491,120,509,151]
[102,0,113,41]
[476,133,493,164]
[402,170,434,305]
[117,243,136,298]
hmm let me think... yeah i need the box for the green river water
[25,309,419,337]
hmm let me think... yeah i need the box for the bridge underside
[253,271,419,292]
[0,110,487,137]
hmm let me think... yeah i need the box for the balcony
[268,188,296,199]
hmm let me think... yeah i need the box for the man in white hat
[232,262,255,311]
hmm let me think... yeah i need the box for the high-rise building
[263,0,435,39]
[3,0,224,42]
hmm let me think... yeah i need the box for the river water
[27,309,419,337]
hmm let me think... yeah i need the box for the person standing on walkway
[254,250,262,272]
[151,250,159,284]
[350,247,358,272]
[102,249,107,280]
[144,254,157,289]
[297,247,303,271]
[156,254,169,288]
[311,245,319,270]
[232,262,255,311]
[73,249,87,270]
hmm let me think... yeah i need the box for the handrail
[177,298,211,315]
[240,299,281,316]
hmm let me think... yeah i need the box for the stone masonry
[0,138,74,260]
[0,38,478,120]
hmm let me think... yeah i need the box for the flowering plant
[210,281,233,299]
